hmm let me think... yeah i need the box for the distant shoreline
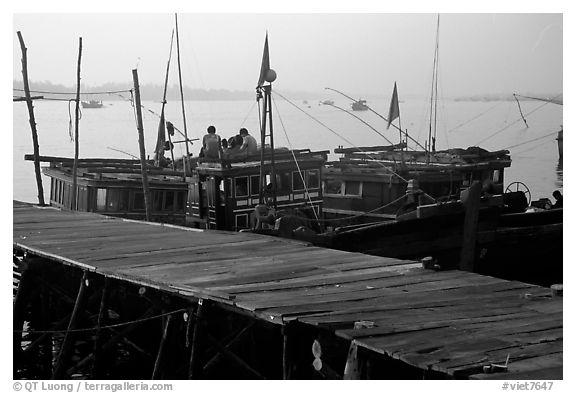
[13,80,560,103]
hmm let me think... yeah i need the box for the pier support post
[282,325,291,379]
[188,299,205,379]
[52,271,90,379]
[91,277,110,378]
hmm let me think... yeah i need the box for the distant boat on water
[351,99,368,111]
[81,100,104,108]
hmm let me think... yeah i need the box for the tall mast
[427,14,440,161]
[175,13,190,175]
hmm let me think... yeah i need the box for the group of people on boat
[200,125,258,160]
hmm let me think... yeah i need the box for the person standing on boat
[552,190,563,209]
[238,128,258,156]
[202,125,224,159]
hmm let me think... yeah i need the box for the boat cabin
[186,148,328,231]
[28,156,189,225]
[322,146,512,226]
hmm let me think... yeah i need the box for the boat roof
[26,155,188,189]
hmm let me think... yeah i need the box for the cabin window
[133,192,145,211]
[176,191,185,210]
[235,177,249,197]
[292,171,305,191]
[250,175,260,196]
[344,181,362,196]
[235,214,249,229]
[164,191,175,211]
[96,188,107,210]
[107,189,129,211]
[151,191,162,211]
[324,179,343,195]
[226,178,233,198]
[276,173,291,193]
[307,170,320,189]
[493,169,501,183]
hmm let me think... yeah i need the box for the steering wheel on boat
[505,181,532,205]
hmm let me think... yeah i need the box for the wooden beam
[13,95,43,102]
[152,314,172,379]
[202,321,256,373]
[66,306,159,375]
[52,271,90,379]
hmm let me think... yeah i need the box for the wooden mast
[257,33,277,208]
[175,13,191,176]
[155,29,176,169]
[16,31,45,206]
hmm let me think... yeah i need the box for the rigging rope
[501,129,560,151]
[447,101,503,133]
[476,95,562,146]
[271,96,321,223]
[13,88,132,95]
[271,90,411,184]
[14,308,188,335]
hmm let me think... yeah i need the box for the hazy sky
[12,11,562,97]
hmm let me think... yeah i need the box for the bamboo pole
[17,31,45,206]
[132,69,152,221]
[71,37,82,210]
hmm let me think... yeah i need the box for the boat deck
[13,200,562,379]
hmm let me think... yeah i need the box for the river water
[12,96,563,203]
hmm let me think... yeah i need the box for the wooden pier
[13,200,562,380]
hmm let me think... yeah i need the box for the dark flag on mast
[257,33,270,87]
[387,82,400,129]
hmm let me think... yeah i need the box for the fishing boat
[81,100,104,108]
[321,144,512,224]
[25,155,189,225]
[184,148,327,231]
[351,99,368,111]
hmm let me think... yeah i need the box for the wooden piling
[188,300,205,379]
[132,69,152,221]
[91,278,110,378]
[459,180,482,272]
[282,325,290,379]
[71,37,82,210]
[16,31,45,206]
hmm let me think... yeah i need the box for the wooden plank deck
[12,200,562,379]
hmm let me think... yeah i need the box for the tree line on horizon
[13,80,561,103]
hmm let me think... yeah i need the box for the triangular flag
[387,82,400,129]
[154,111,166,166]
[257,34,270,87]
